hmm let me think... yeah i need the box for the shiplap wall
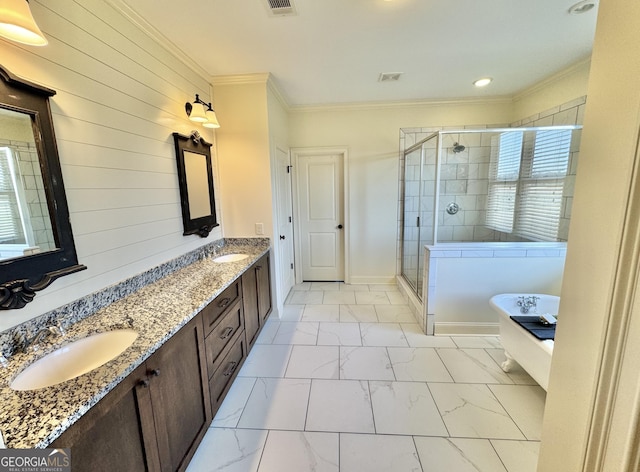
[0,0,222,330]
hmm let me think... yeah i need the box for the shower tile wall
[0,138,54,255]
[438,131,502,243]
[398,95,586,250]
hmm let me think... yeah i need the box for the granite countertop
[0,240,269,449]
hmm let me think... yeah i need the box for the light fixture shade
[188,101,208,123]
[0,0,48,46]
[203,109,220,129]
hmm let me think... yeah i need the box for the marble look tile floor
[187,282,544,472]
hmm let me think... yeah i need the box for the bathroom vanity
[0,240,271,472]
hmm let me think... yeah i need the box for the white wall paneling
[0,0,221,330]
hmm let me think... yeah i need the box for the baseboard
[348,275,397,284]
[434,322,500,336]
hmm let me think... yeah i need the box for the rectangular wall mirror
[173,131,218,238]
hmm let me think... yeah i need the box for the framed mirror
[173,131,219,238]
[0,65,86,309]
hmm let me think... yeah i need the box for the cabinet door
[51,363,161,472]
[148,315,211,472]
[242,266,260,347]
[256,254,272,322]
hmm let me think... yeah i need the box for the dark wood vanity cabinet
[52,314,211,472]
[242,253,272,347]
[52,361,161,472]
[52,251,272,471]
[148,316,211,472]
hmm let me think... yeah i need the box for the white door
[275,147,295,301]
[297,153,345,281]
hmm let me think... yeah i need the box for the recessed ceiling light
[473,77,493,88]
[568,0,596,14]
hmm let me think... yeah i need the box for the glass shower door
[401,147,422,293]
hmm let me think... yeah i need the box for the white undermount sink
[213,253,249,263]
[10,329,138,391]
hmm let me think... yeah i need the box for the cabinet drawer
[205,300,243,375]
[202,280,241,335]
[209,336,246,412]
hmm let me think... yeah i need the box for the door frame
[272,145,295,307]
[291,147,350,284]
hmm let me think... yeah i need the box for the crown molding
[103,0,210,83]
[289,95,514,113]
[513,56,592,102]
[211,73,271,86]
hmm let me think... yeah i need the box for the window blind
[0,147,26,243]
[514,130,571,241]
[486,132,523,233]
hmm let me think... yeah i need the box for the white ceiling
[119,0,598,107]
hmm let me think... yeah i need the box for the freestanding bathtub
[489,293,560,391]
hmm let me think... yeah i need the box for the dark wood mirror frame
[0,65,86,310]
[173,131,219,238]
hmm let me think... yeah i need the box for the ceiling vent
[379,72,403,82]
[265,0,297,16]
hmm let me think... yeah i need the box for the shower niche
[400,126,582,299]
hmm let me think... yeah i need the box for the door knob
[337,224,343,229]
[280,235,286,240]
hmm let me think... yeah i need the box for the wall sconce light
[0,0,48,46]
[185,94,220,129]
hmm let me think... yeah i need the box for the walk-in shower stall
[400,126,581,298]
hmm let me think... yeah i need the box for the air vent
[265,0,297,16]
[379,72,403,82]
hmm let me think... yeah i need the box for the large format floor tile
[491,440,541,472]
[413,437,508,472]
[339,346,395,381]
[211,377,257,428]
[191,282,544,471]
[429,383,526,439]
[361,322,409,346]
[238,378,311,430]
[317,322,362,346]
[370,381,448,436]
[340,433,422,472]
[436,348,514,384]
[186,428,268,472]
[388,347,453,382]
[306,379,375,433]
[285,345,340,379]
[238,344,292,378]
[340,304,378,322]
[489,384,546,440]
[258,431,339,472]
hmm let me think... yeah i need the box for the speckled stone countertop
[0,239,269,449]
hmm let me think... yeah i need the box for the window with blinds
[515,129,572,241]
[0,147,27,244]
[486,131,523,233]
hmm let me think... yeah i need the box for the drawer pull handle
[149,369,161,377]
[138,379,150,388]
[222,361,238,377]
[220,327,235,339]
[218,297,231,309]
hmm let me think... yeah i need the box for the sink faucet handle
[50,323,66,337]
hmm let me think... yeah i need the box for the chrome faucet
[516,296,539,314]
[22,325,65,352]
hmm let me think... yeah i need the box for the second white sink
[213,253,249,263]
[11,329,138,391]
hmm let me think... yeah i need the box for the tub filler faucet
[516,296,539,314]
